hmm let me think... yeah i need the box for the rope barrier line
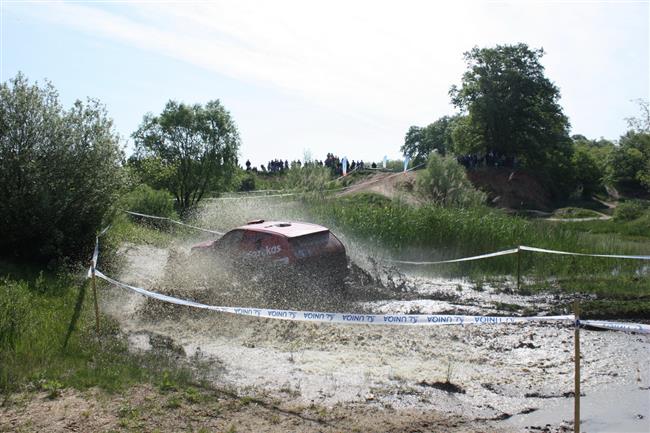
[122,211,650,264]
[87,225,111,278]
[389,248,519,265]
[86,229,649,334]
[581,320,650,334]
[124,211,225,236]
[207,186,353,200]
[92,267,650,333]
[390,245,650,265]
[206,193,298,200]
[93,269,573,326]
[518,245,650,260]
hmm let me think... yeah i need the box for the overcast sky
[2,0,649,166]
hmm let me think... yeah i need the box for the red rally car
[191,220,348,290]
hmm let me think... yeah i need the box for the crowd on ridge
[456,150,516,169]
[244,153,378,176]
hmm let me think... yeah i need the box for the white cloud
[19,1,481,127]
[8,0,649,162]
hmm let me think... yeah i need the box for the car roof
[235,220,329,238]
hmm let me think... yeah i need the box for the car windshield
[289,232,337,259]
[217,230,243,248]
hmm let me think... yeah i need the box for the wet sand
[100,241,650,432]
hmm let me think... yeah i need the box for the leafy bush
[0,73,124,262]
[626,211,650,236]
[613,200,647,221]
[122,185,176,219]
[607,131,650,192]
[416,152,486,207]
[238,174,256,192]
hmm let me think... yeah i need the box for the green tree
[0,73,124,262]
[450,115,483,155]
[126,155,176,192]
[132,100,240,210]
[571,135,614,178]
[608,131,650,191]
[625,99,650,133]
[571,145,603,197]
[450,43,574,196]
[401,115,459,164]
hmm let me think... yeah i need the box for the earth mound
[467,167,553,211]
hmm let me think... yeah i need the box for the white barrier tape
[99,225,111,237]
[391,245,650,265]
[194,187,354,201]
[227,189,286,194]
[389,248,519,265]
[207,193,298,200]
[87,237,99,278]
[125,211,224,235]
[581,320,650,334]
[94,269,572,326]
[87,225,111,278]
[91,237,99,269]
[519,245,650,261]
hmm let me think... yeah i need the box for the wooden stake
[574,300,581,433]
[516,247,521,291]
[92,267,100,337]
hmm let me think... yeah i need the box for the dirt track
[338,171,422,204]
[1,385,480,433]
[7,190,646,433]
[93,241,650,433]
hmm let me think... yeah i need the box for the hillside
[337,168,553,211]
[337,171,422,204]
[466,167,554,211]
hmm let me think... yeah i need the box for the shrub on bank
[238,174,256,192]
[0,73,124,263]
[416,152,486,207]
[613,200,648,221]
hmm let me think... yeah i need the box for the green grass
[107,213,178,248]
[295,192,650,318]
[568,210,650,239]
[301,193,649,272]
[108,192,650,318]
[0,266,200,396]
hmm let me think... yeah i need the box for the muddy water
[101,239,649,432]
